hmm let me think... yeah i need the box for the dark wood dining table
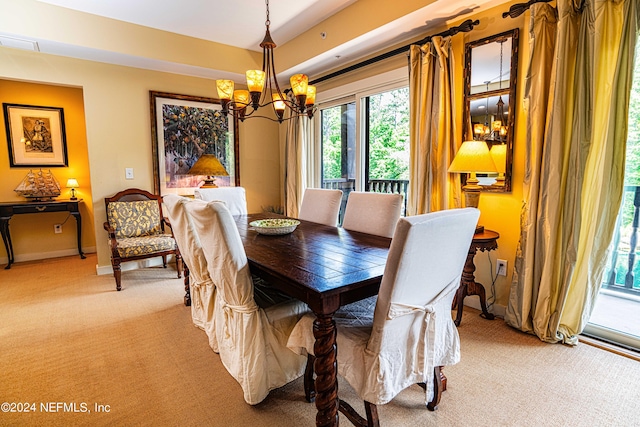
[233,213,391,427]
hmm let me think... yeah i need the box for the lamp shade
[490,144,507,174]
[289,74,309,96]
[305,85,316,105]
[448,140,497,174]
[216,80,234,100]
[187,155,229,177]
[234,90,250,107]
[246,70,266,93]
[66,178,79,188]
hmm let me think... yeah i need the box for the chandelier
[215,0,316,123]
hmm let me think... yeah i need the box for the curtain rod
[309,19,480,86]
[502,0,553,19]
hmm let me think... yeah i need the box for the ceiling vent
[0,35,40,52]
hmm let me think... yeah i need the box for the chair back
[341,191,403,238]
[298,188,343,226]
[185,200,256,313]
[185,199,307,405]
[163,194,217,341]
[105,188,164,238]
[368,208,479,400]
[193,187,247,215]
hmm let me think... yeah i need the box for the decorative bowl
[250,218,300,235]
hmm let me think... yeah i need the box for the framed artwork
[3,103,68,167]
[150,91,240,196]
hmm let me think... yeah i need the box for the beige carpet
[1,255,639,427]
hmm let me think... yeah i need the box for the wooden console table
[0,199,86,269]
[453,229,499,326]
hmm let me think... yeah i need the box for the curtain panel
[284,113,314,217]
[506,0,639,344]
[407,36,461,215]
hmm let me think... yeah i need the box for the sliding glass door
[584,42,640,351]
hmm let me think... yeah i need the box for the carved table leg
[313,313,339,427]
[183,264,191,307]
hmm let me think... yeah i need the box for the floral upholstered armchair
[103,188,182,291]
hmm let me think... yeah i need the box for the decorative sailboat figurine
[14,169,61,201]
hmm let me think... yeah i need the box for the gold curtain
[506,0,638,344]
[284,113,314,217]
[407,36,461,215]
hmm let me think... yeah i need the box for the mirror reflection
[463,29,519,192]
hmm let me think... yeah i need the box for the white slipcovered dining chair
[287,208,479,426]
[194,186,248,215]
[163,194,218,351]
[298,188,343,226]
[341,191,404,238]
[185,199,309,405]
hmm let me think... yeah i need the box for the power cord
[486,252,498,312]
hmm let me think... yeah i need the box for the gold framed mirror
[463,28,519,192]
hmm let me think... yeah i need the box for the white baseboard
[0,247,96,266]
[96,256,174,276]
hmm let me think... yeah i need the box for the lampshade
[289,74,309,96]
[66,178,79,200]
[448,140,498,174]
[187,154,229,188]
[449,140,497,220]
[305,86,316,106]
[216,80,234,100]
[246,70,266,93]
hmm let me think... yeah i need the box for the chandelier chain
[265,0,270,27]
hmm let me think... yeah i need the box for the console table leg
[1,218,15,269]
[71,212,86,259]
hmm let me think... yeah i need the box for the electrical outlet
[125,168,134,180]
[497,259,507,276]
[54,224,62,234]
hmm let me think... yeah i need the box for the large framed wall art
[149,91,239,196]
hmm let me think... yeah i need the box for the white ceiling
[4,0,511,81]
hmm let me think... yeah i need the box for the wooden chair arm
[103,221,119,256]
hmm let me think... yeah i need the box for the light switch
[125,168,134,180]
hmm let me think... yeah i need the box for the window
[316,69,410,219]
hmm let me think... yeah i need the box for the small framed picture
[3,103,69,167]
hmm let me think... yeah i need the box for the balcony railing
[603,185,640,296]
[322,178,409,220]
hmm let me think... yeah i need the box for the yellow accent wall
[0,79,96,261]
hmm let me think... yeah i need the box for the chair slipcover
[163,195,218,351]
[288,208,479,406]
[185,199,309,405]
[298,188,343,226]
[194,187,248,215]
[341,191,403,238]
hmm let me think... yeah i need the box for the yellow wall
[0,79,96,260]
[0,48,280,271]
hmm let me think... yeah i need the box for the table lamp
[66,178,79,200]
[448,140,497,233]
[186,154,229,188]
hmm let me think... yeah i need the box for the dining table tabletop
[233,212,392,427]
